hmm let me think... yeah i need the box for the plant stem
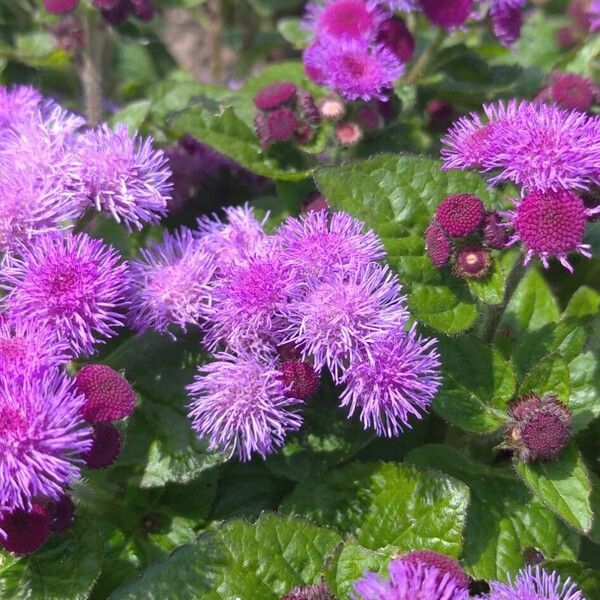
[402,28,446,86]
[80,9,106,126]
[481,253,527,343]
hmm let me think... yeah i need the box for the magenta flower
[590,0,600,32]
[303,0,383,41]
[0,370,92,512]
[303,37,404,101]
[76,124,172,230]
[340,326,441,436]
[503,189,597,271]
[352,558,469,600]
[0,85,42,131]
[487,566,584,600]
[187,352,304,461]
[1,232,129,356]
[284,264,407,381]
[277,210,385,280]
[0,319,69,377]
[420,0,473,29]
[398,550,470,590]
[128,228,215,336]
[490,0,526,45]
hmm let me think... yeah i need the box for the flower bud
[436,194,484,238]
[83,423,122,469]
[335,121,363,146]
[0,504,51,555]
[453,245,492,279]
[280,360,320,400]
[425,220,452,268]
[44,0,79,14]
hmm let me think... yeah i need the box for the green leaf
[281,462,469,556]
[170,106,311,181]
[406,445,579,580]
[110,515,341,600]
[315,155,502,334]
[466,257,506,305]
[433,336,515,433]
[277,18,310,50]
[110,100,152,130]
[541,560,600,599]
[515,445,593,533]
[0,520,104,600]
[519,354,571,404]
[564,286,600,318]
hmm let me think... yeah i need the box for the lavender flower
[277,210,385,279]
[187,352,303,461]
[352,558,469,600]
[490,0,527,45]
[590,0,600,32]
[486,566,585,600]
[284,263,407,382]
[0,85,42,131]
[340,326,441,436]
[303,0,383,41]
[76,124,172,230]
[1,232,129,356]
[128,228,215,336]
[303,37,404,101]
[0,370,92,512]
[0,319,70,377]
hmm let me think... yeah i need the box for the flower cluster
[441,100,600,272]
[0,86,157,554]
[352,553,585,600]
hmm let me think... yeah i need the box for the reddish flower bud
[76,364,136,423]
[281,360,320,400]
[254,82,297,111]
[295,122,316,145]
[0,504,51,555]
[550,72,595,111]
[92,0,120,8]
[453,245,491,279]
[256,108,298,147]
[49,494,75,533]
[436,194,484,237]
[425,220,452,267]
[555,26,576,50]
[318,95,345,121]
[482,211,509,249]
[399,550,470,590]
[507,394,572,462]
[302,192,329,214]
[377,16,415,63]
[356,106,382,132]
[421,0,473,29]
[44,0,79,14]
[426,99,454,132]
[130,0,154,21]
[297,90,321,124]
[100,1,129,25]
[83,423,122,469]
[335,121,363,146]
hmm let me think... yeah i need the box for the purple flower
[303,0,383,41]
[128,228,215,336]
[76,124,172,230]
[196,204,268,269]
[503,189,597,272]
[303,37,404,101]
[352,558,469,600]
[0,370,92,512]
[203,246,298,353]
[442,100,600,192]
[340,326,441,436]
[590,0,600,32]
[0,319,70,377]
[1,232,129,356]
[369,0,419,12]
[276,210,385,280]
[0,85,42,131]
[490,0,527,45]
[284,263,407,382]
[187,352,303,461]
[486,566,584,600]
[420,0,474,29]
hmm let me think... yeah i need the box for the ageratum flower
[352,558,469,600]
[187,352,303,461]
[304,37,404,102]
[196,204,268,269]
[490,0,527,45]
[0,85,41,131]
[277,210,385,280]
[0,370,92,512]
[303,0,383,41]
[503,189,597,271]
[128,228,215,336]
[398,550,470,590]
[340,326,441,436]
[1,232,129,356]
[284,263,407,382]
[0,319,70,377]
[76,124,172,230]
[487,566,584,600]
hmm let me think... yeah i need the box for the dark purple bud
[280,360,320,400]
[482,211,509,249]
[297,90,321,125]
[425,220,452,268]
[550,72,595,111]
[356,106,382,132]
[130,0,154,21]
[49,494,75,533]
[426,98,454,131]
[377,16,415,62]
[82,423,122,469]
[421,0,473,29]
[44,0,79,14]
[302,192,329,214]
[0,504,51,555]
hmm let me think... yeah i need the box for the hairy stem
[402,28,446,86]
[80,9,106,126]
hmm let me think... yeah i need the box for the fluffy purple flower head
[1,232,129,356]
[187,352,304,461]
[39,99,86,138]
[196,204,268,269]
[203,248,297,353]
[128,228,215,336]
[0,319,69,377]
[0,370,92,512]
[303,37,404,102]
[504,189,596,272]
[486,566,584,600]
[284,264,407,382]
[421,0,474,29]
[0,85,42,131]
[277,210,385,280]
[76,124,172,230]
[303,0,383,41]
[590,0,600,32]
[340,326,441,436]
[398,550,470,590]
[352,558,469,600]
[490,0,527,45]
